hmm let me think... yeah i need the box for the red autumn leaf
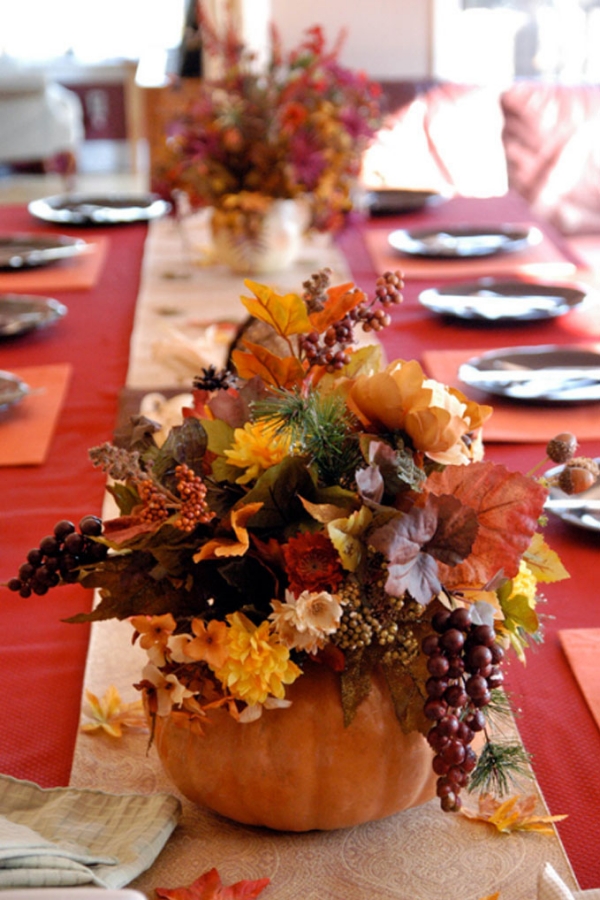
[231,341,306,389]
[155,867,270,900]
[102,515,156,544]
[308,282,365,333]
[425,461,548,588]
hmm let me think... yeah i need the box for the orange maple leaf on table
[155,867,270,900]
[461,793,568,835]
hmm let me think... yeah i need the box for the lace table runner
[69,216,579,898]
[70,617,578,900]
[125,212,352,389]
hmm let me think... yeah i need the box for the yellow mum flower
[214,612,301,706]
[224,420,292,484]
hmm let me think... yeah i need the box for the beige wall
[269,0,434,79]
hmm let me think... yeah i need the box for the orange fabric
[0,236,108,292]
[421,345,600,442]
[0,364,72,466]
[559,629,600,734]
[364,226,579,281]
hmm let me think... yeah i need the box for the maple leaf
[523,531,570,583]
[241,280,312,336]
[155,867,270,900]
[426,461,548,588]
[308,282,364,333]
[461,793,567,835]
[80,685,147,738]
[231,341,306,389]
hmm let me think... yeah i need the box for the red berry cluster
[422,606,504,812]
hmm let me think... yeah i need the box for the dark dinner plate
[0,234,87,269]
[28,192,172,226]
[365,188,444,216]
[418,277,592,322]
[458,345,600,402]
[0,370,30,411]
[0,293,68,337]
[388,224,542,258]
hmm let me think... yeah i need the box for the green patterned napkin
[0,774,181,888]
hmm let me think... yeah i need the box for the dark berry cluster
[7,516,107,598]
[298,269,404,373]
[422,606,504,812]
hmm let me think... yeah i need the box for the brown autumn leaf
[194,502,264,560]
[231,341,306,389]
[155,867,270,900]
[425,461,548,588]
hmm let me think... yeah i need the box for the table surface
[1,194,599,889]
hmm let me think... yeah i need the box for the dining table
[1,190,599,897]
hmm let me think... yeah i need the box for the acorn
[558,457,600,494]
[546,432,578,464]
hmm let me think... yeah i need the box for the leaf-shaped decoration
[106,481,141,517]
[308,282,364,333]
[426,494,479,567]
[154,417,208,480]
[241,280,312,336]
[299,494,356,525]
[369,505,442,605]
[328,506,373,571]
[523,532,570,583]
[425,462,548,588]
[461,793,567,835]
[340,649,376,726]
[241,457,318,533]
[231,341,306,389]
[156,866,270,900]
[194,502,263,560]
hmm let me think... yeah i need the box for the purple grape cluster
[7,516,107,598]
[422,606,504,812]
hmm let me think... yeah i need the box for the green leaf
[240,457,317,534]
[154,418,208,480]
[106,481,141,516]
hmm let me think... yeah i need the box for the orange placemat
[365,227,580,281]
[422,346,600,442]
[559,629,600,734]
[0,364,72,465]
[0,237,108,293]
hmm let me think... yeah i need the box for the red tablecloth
[1,195,599,888]
[0,204,146,785]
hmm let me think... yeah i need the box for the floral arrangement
[7,268,595,815]
[155,10,382,232]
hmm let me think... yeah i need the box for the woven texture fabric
[0,774,180,888]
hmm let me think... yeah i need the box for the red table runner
[1,195,600,889]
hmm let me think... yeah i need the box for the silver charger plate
[458,345,600,402]
[0,234,87,269]
[28,192,172,226]
[388,223,542,258]
[0,293,68,337]
[546,460,600,532]
[0,370,30,412]
[419,277,593,322]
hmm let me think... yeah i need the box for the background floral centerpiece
[6,268,587,831]
[155,10,382,243]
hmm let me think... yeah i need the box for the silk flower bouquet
[6,268,584,831]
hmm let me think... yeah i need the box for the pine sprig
[468,740,533,797]
[252,389,362,486]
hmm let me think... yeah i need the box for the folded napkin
[0,237,108,292]
[559,629,600,734]
[422,347,600,442]
[365,227,579,281]
[0,774,180,889]
[0,364,72,466]
[540,863,581,900]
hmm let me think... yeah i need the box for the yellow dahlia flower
[224,420,292,484]
[213,612,301,705]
